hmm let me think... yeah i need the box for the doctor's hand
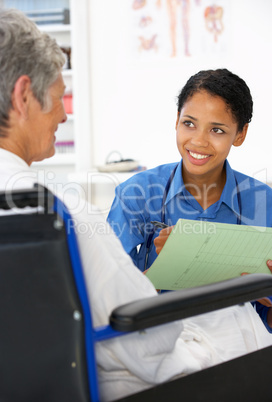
[154,226,174,255]
[241,259,272,307]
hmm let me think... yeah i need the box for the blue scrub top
[107,159,272,331]
[108,159,272,270]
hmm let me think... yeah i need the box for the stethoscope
[144,163,242,271]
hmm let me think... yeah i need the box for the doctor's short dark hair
[176,69,253,132]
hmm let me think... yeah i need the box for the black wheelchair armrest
[0,184,53,210]
[110,274,272,331]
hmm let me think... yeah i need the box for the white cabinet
[39,21,75,166]
[49,0,92,173]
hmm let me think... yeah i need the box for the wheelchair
[0,185,272,402]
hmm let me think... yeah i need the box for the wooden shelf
[68,170,136,184]
[67,114,74,121]
[62,69,73,77]
[32,153,76,166]
[38,24,71,33]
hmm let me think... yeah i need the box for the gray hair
[0,8,65,134]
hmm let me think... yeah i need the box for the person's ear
[233,123,248,147]
[11,75,32,119]
[175,112,180,130]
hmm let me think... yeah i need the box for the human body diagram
[132,0,225,57]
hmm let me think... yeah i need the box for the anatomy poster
[130,0,229,59]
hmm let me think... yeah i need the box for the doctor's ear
[233,124,248,147]
[11,75,32,118]
[175,112,180,130]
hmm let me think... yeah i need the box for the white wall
[87,0,272,182]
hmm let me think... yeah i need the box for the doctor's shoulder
[234,170,272,212]
[234,170,272,194]
[116,162,179,195]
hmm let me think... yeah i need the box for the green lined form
[145,219,272,289]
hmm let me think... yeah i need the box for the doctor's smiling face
[175,69,253,190]
[175,89,248,186]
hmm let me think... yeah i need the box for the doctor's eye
[212,127,225,134]
[183,120,195,128]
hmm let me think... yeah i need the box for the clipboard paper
[145,219,272,290]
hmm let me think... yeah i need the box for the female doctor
[107,69,272,329]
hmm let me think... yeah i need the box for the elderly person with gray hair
[0,8,66,166]
[0,8,272,402]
